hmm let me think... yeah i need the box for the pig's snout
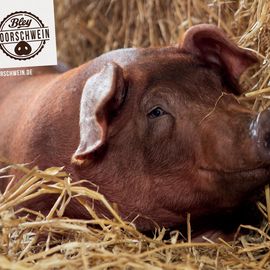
[251,109,270,159]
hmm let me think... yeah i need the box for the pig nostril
[264,132,270,149]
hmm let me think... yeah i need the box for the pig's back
[0,73,59,162]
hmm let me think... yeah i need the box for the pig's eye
[147,107,167,119]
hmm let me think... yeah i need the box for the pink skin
[0,24,269,240]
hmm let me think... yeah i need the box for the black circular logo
[0,11,50,60]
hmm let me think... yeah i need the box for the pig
[0,24,269,239]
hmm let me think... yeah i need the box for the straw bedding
[1,0,270,269]
[1,164,270,269]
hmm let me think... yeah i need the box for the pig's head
[72,24,270,231]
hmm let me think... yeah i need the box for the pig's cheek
[146,116,175,140]
[195,124,219,168]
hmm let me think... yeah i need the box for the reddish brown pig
[0,24,269,238]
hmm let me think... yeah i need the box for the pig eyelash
[147,107,167,119]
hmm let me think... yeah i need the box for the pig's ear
[72,62,125,163]
[181,24,258,93]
